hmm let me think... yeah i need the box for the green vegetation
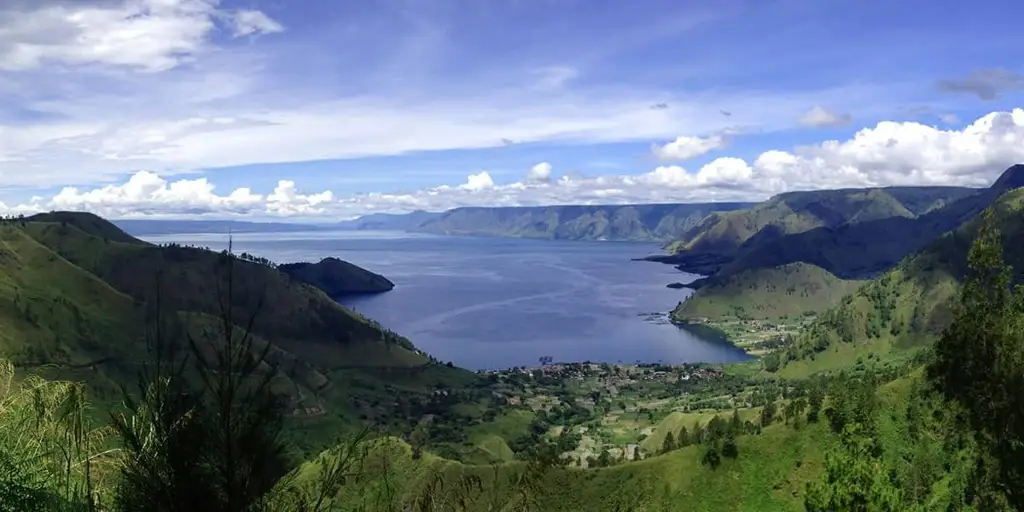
[0,212,476,461]
[664,165,1024,354]
[765,186,1024,373]
[417,202,752,241]
[673,262,862,321]
[278,257,394,296]
[667,186,974,257]
[8,191,1024,510]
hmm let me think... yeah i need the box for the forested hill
[416,202,754,241]
[771,185,1024,371]
[666,186,977,260]
[0,211,472,458]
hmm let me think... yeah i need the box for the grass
[290,418,835,511]
[674,262,864,322]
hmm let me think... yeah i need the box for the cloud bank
[8,109,1024,219]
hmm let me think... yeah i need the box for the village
[474,361,743,468]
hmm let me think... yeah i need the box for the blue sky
[1,0,1024,219]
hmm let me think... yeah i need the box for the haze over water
[139,230,750,370]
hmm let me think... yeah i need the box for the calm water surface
[139,231,750,370]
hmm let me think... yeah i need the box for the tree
[807,381,825,423]
[927,212,1024,508]
[729,408,741,436]
[661,431,676,454]
[677,426,690,447]
[805,423,902,511]
[111,243,290,512]
[760,401,777,427]
[700,444,721,469]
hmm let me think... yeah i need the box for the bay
[138,230,750,370]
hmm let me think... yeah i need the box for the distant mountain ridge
[116,203,756,242]
[415,202,755,241]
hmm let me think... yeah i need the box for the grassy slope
[672,263,864,322]
[4,213,477,458]
[0,224,143,401]
[781,187,1024,373]
[293,418,834,511]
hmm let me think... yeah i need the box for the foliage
[928,209,1024,509]
[673,262,864,322]
[0,360,110,511]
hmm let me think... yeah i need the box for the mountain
[663,166,1024,326]
[775,184,1024,369]
[278,257,394,296]
[0,212,471,456]
[416,202,755,241]
[665,186,975,257]
[334,210,442,231]
[672,262,864,322]
[720,167,1024,280]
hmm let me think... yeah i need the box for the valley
[3,164,1024,510]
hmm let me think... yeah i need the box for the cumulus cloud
[6,109,1024,220]
[44,170,330,218]
[938,68,1024,100]
[461,172,495,191]
[525,162,553,183]
[652,134,727,162]
[798,105,852,128]
[0,0,283,72]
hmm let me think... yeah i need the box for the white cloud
[7,109,1024,220]
[652,134,726,161]
[0,0,282,72]
[461,171,495,191]
[43,170,330,217]
[228,9,284,38]
[526,162,553,183]
[799,105,853,128]
[0,84,879,189]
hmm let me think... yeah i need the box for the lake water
[138,231,750,370]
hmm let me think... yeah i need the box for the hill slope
[667,186,975,258]
[672,263,864,322]
[278,257,394,296]
[777,186,1024,369]
[2,212,474,457]
[417,202,754,241]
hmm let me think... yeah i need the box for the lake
[137,231,750,370]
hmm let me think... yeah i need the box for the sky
[2,0,1024,220]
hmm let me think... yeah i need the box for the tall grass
[0,359,111,510]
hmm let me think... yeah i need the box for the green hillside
[672,263,864,322]
[0,213,476,458]
[278,257,395,296]
[290,417,834,511]
[417,202,753,241]
[771,186,1024,372]
[667,186,974,256]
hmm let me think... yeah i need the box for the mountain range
[672,165,1024,324]
[115,203,755,242]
